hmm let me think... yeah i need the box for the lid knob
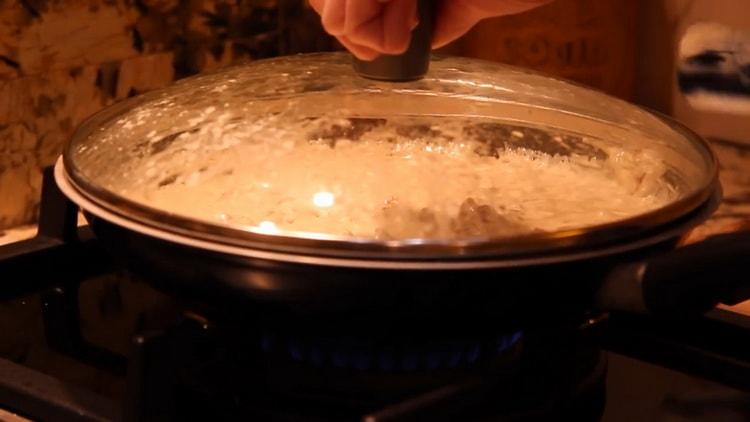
[352,0,436,82]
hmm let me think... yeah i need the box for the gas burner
[258,331,523,372]
[122,315,605,422]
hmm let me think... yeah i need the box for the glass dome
[63,53,716,258]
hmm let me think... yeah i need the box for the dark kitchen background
[1,1,749,421]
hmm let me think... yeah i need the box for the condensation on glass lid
[102,114,681,242]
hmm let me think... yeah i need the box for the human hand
[309,0,552,60]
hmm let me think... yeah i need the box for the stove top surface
[0,168,748,422]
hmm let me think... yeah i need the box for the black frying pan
[55,162,749,331]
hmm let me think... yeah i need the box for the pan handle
[596,231,750,316]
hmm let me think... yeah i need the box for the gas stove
[0,168,749,422]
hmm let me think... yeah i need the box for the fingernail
[356,51,381,61]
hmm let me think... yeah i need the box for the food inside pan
[90,113,678,241]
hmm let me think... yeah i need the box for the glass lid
[63,52,717,258]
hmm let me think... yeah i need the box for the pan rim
[55,158,720,270]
